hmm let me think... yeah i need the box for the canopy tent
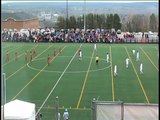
[2,99,35,120]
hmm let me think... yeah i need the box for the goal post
[55,96,59,120]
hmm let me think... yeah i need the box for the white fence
[92,101,158,120]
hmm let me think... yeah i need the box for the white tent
[3,99,35,120]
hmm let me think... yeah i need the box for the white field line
[10,45,64,100]
[2,45,11,49]
[26,56,111,73]
[35,44,82,116]
[2,46,17,52]
[4,45,24,53]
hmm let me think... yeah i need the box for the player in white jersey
[114,65,118,77]
[106,52,109,63]
[94,43,97,50]
[63,109,69,120]
[132,49,136,55]
[140,63,143,74]
[126,58,130,68]
[136,50,140,61]
[79,50,82,60]
[58,112,60,120]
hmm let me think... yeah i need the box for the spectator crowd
[2,28,158,43]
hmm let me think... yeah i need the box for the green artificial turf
[2,42,158,120]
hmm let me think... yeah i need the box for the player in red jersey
[6,51,10,61]
[54,48,56,57]
[30,51,33,63]
[24,51,28,61]
[47,54,51,65]
[15,51,18,61]
[33,47,36,57]
[77,48,81,56]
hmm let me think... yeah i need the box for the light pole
[2,73,6,104]
[55,96,59,120]
[2,73,6,120]
[84,0,86,31]
[66,0,68,31]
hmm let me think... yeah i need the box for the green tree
[97,14,101,28]
[56,16,65,29]
[100,14,106,29]
[77,16,83,29]
[113,14,122,31]
[68,16,77,29]
[86,13,94,29]
[56,13,123,30]
[93,14,98,28]
[106,14,114,29]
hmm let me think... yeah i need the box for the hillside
[2,2,158,15]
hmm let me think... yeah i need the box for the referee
[96,55,99,65]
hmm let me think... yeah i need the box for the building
[38,12,52,20]
[2,17,40,30]
[2,12,40,30]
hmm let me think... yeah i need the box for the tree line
[55,13,158,32]
[122,13,158,32]
[56,13,122,31]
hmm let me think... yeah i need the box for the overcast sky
[2,0,158,4]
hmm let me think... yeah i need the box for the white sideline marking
[36,44,82,116]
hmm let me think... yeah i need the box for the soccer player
[6,51,10,61]
[63,109,69,120]
[94,43,97,50]
[15,51,18,61]
[106,52,109,63]
[33,47,36,57]
[95,55,99,65]
[58,47,62,54]
[114,65,118,77]
[140,63,143,74]
[132,49,136,55]
[30,51,33,63]
[24,51,28,61]
[47,54,51,65]
[58,112,60,120]
[126,58,130,68]
[79,50,82,60]
[136,50,140,61]
[78,48,80,55]
[54,48,56,57]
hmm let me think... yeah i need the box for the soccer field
[2,42,158,120]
